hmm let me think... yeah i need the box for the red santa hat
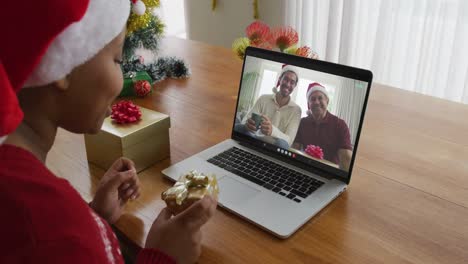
[0,0,130,138]
[272,64,299,94]
[306,82,328,115]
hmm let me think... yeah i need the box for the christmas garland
[123,18,164,61]
[122,57,191,83]
[122,0,190,97]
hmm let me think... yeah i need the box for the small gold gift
[162,170,219,215]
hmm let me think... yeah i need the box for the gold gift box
[162,170,219,215]
[84,107,170,172]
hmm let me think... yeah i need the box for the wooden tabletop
[47,37,468,264]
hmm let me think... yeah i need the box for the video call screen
[233,55,369,178]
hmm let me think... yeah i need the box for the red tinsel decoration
[134,80,151,97]
[268,26,299,52]
[295,46,311,57]
[111,100,142,124]
[305,145,324,160]
[245,21,270,46]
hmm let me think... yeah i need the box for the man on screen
[292,83,353,171]
[235,65,301,149]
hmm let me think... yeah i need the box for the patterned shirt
[0,144,174,264]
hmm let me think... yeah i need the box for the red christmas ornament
[304,145,324,160]
[134,80,151,97]
[111,100,142,124]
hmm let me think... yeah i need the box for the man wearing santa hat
[0,1,216,263]
[293,82,352,171]
[235,65,302,149]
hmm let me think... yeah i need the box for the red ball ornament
[134,80,151,97]
[111,100,142,124]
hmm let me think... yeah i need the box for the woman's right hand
[145,196,217,264]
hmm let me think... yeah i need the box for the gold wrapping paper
[162,170,219,214]
[84,107,170,173]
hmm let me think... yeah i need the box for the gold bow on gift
[162,170,218,206]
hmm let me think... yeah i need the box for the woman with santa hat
[0,1,216,263]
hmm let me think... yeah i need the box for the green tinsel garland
[123,2,190,87]
[123,17,165,61]
[122,57,191,83]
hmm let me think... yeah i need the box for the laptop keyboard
[207,147,324,203]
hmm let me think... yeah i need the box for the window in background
[159,0,186,38]
[257,69,278,98]
[285,0,468,104]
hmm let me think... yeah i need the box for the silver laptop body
[163,47,373,238]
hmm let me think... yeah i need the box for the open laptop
[162,46,372,238]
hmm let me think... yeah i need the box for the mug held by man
[251,112,263,130]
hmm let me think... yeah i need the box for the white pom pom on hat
[132,0,146,15]
[272,64,299,94]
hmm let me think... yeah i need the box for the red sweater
[0,144,175,264]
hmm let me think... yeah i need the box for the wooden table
[47,37,468,264]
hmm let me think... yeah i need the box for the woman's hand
[90,157,141,224]
[145,196,217,264]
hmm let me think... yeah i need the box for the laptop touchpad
[218,176,260,204]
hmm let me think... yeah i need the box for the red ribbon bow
[111,100,142,124]
[304,145,324,160]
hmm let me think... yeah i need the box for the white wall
[184,0,284,48]
[158,0,187,38]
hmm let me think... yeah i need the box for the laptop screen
[232,47,372,181]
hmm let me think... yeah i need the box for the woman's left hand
[90,157,141,224]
